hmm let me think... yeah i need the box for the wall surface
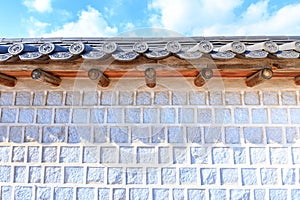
[0,78,299,200]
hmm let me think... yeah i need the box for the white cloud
[26,17,50,37]
[23,0,52,12]
[148,0,300,36]
[43,6,118,37]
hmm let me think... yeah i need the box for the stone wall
[0,78,299,200]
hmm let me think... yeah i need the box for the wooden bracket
[0,73,17,87]
[194,68,213,87]
[145,68,156,88]
[295,76,300,85]
[88,68,110,87]
[246,68,273,87]
[31,68,61,87]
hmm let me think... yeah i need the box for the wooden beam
[88,68,110,87]
[295,76,300,85]
[31,68,61,87]
[0,73,17,87]
[246,68,273,87]
[194,68,213,87]
[145,68,156,88]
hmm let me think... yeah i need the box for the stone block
[33,92,45,106]
[215,108,231,124]
[42,126,65,143]
[36,187,51,200]
[244,92,259,105]
[1,108,17,123]
[173,147,187,164]
[110,127,129,143]
[119,91,134,105]
[60,147,80,163]
[45,167,61,183]
[16,92,31,106]
[98,188,110,199]
[87,167,104,183]
[241,168,257,185]
[136,92,151,105]
[113,188,126,200]
[19,109,34,123]
[0,146,10,162]
[243,127,263,144]
[271,108,288,124]
[160,108,175,123]
[252,108,268,124]
[0,166,10,182]
[201,168,216,185]
[281,168,295,185]
[234,108,248,123]
[188,189,205,200]
[94,127,107,143]
[137,147,155,163]
[162,168,176,184]
[204,127,221,143]
[260,168,277,185]
[286,127,297,143]
[263,92,278,105]
[83,147,98,163]
[42,147,57,163]
[0,126,7,142]
[173,189,184,200]
[172,91,187,105]
[292,190,300,200]
[47,91,63,106]
[209,189,226,200]
[292,148,300,164]
[77,188,95,200]
[72,109,89,124]
[0,92,14,106]
[14,166,26,183]
[126,168,143,184]
[65,91,81,106]
[125,108,141,123]
[220,168,238,185]
[68,126,91,143]
[212,148,231,164]
[146,168,158,184]
[266,127,283,143]
[28,146,39,162]
[55,108,70,123]
[179,168,197,184]
[54,187,73,200]
[154,91,169,105]
[12,146,25,162]
[233,147,246,164]
[186,127,201,143]
[143,108,158,123]
[29,166,41,183]
[225,127,240,144]
[197,109,212,124]
[24,126,39,142]
[168,127,184,143]
[230,189,250,200]
[14,186,32,200]
[100,91,116,105]
[225,92,241,105]
[189,91,206,105]
[37,109,52,124]
[158,147,170,164]
[254,189,265,200]
[108,168,123,184]
[153,189,169,200]
[209,91,223,105]
[269,189,287,200]
[191,147,208,164]
[65,167,84,183]
[100,147,117,163]
[90,109,105,124]
[250,147,266,164]
[178,108,194,123]
[82,91,98,105]
[129,189,149,200]
[9,126,23,143]
[119,147,134,163]
[132,126,149,143]
[151,127,165,143]
[270,148,288,164]
[281,91,296,105]
[290,108,300,124]
[107,108,123,123]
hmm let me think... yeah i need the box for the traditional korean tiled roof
[1,36,300,62]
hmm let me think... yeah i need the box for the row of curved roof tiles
[0,40,300,62]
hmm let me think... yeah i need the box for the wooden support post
[145,68,156,88]
[31,68,61,87]
[88,68,110,87]
[246,68,273,87]
[295,76,300,85]
[0,73,17,87]
[194,68,213,87]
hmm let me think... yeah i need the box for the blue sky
[1,0,300,37]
